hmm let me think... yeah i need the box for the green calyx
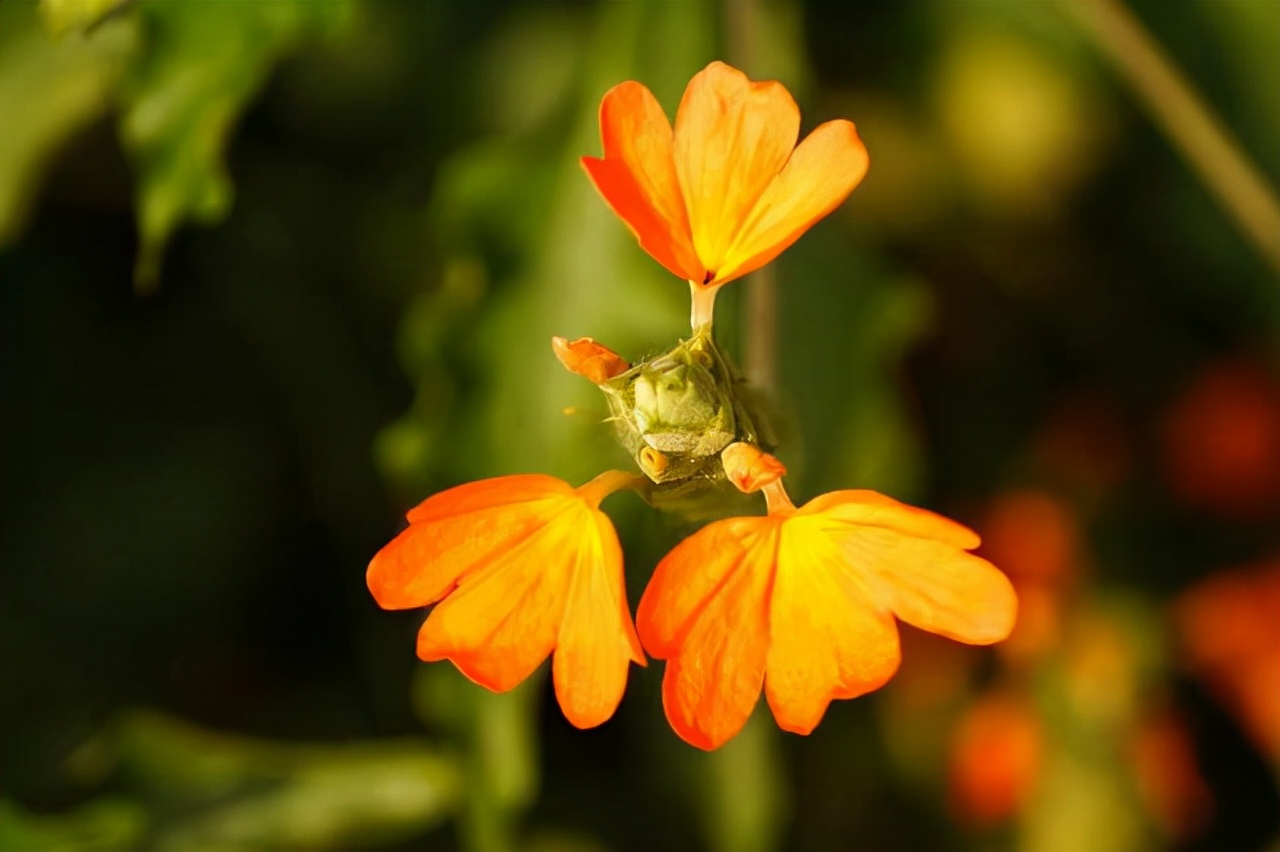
[598,327,775,493]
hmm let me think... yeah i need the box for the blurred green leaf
[0,1,135,247]
[69,710,461,851]
[120,0,349,290]
[0,797,147,852]
[38,0,129,36]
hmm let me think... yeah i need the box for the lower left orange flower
[367,471,646,729]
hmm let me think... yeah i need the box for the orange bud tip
[552,336,629,384]
[639,446,670,479]
[576,470,642,507]
[721,442,787,493]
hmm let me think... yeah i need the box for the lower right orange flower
[637,442,1018,750]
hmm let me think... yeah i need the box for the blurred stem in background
[414,669,538,852]
[1061,0,1280,277]
[724,0,779,397]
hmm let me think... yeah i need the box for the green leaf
[38,0,130,36]
[0,797,148,852]
[0,1,135,247]
[120,0,349,290]
[73,710,462,851]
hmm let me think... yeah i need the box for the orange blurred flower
[1160,358,1280,519]
[582,61,869,292]
[978,489,1081,664]
[1174,556,1280,758]
[947,691,1043,826]
[637,444,1016,750]
[367,472,646,729]
[979,489,1079,586]
[1130,704,1212,841]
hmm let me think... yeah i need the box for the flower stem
[577,469,644,507]
[689,282,719,331]
[1061,0,1280,276]
[762,479,796,516]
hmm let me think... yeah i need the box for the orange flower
[367,471,645,729]
[947,691,1043,826]
[637,445,1017,749]
[1173,556,1280,758]
[583,61,869,291]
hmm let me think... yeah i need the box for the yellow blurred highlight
[935,30,1111,218]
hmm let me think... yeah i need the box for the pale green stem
[690,281,720,331]
[1062,0,1280,276]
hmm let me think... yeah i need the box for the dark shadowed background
[2,1,1277,850]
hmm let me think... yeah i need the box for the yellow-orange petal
[582,81,704,282]
[636,515,766,658]
[371,473,644,727]
[801,489,982,550]
[715,119,869,285]
[551,336,629,385]
[842,525,1017,645]
[367,475,567,610]
[405,474,571,524]
[805,491,1016,644]
[765,517,902,734]
[661,523,777,750]
[415,508,579,691]
[552,509,646,729]
[674,61,800,279]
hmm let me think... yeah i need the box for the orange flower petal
[636,515,766,658]
[661,524,777,750]
[371,474,644,727]
[405,474,570,524]
[844,527,1017,645]
[806,491,1016,644]
[551,336,629,385]
[368,475,567,609]
[582,81,704,282]
[801,489,982,550]
[674,61,800,280]
[765,517,901,734]
[552,510,646,729]
[415,512,577,692]
[716,120,869,284]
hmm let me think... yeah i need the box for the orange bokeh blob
[947,691,1043,825]
[1160,359,1280,519]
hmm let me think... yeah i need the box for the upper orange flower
[637,448,1016,749]
[367,472,645,729]
[582,61,869,288]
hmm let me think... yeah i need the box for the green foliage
[3,0,1279,850]
[37,0,129,36]
[0,797,147,852]
[120,0,350,289]
[0,0,349,287]
[0,1,133,246]
[63,711,462,851]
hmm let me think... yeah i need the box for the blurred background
[2,0,1277,850]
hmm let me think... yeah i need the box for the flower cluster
[369,61,1017,750]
